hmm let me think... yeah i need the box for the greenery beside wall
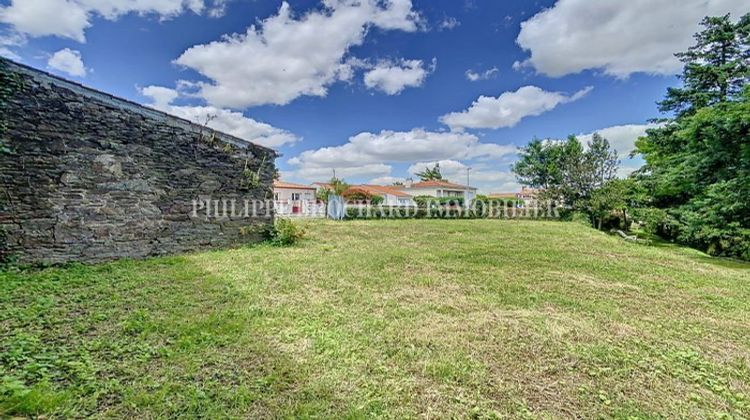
[512,13,750,260]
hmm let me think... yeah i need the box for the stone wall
[0,58,278,264]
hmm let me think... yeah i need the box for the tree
[512,135,619,208]
[416,163,444,181]
[634,13,750,259]
[659,14,750,117]
[316,176,349,203]
[587,133,619,189]
[511,138,566,193]
[590,179,645,230]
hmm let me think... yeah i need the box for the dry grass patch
[1,219,749,418]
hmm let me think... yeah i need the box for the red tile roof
[488,192,518,199]
[342,185,413,198]
[273,180,317,190]
[359,185,413,198]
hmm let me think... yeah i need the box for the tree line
[512,13,750,260]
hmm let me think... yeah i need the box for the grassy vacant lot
[1,220,749,418]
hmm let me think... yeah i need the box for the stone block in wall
[0,58,278,265]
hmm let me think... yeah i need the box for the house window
[274,193,279,201]
[291,193,301,201]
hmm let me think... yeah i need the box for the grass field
[1,219,749,418]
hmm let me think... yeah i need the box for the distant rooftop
[273,180,317,190]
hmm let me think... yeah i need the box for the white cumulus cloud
[289,129,515,169]
[286,128,516,183]
[0,33,24,60]
[438,16,460,30]
[47,48,87,77]
[465,67,498,82]
[408,160,519,193]
[363,58,435,95]
[440,85,592,131]
[0,0,226,42]
[291,163,392,181]
[140,85,299,148]
[174,0,423,108]
[577,123,660,159]
[369,176,406,185]
[515,0,748,78]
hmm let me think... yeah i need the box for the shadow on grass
[0,253,320,418]
[628,230,750,270]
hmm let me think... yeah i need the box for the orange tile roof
[273,180,317,190]
[342,185,413,198]
[360,185,413,198]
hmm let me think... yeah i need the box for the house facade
[489,187,539,204]
[395,180,478,201]
[273,181,324,216]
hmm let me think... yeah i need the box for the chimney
[405,178,413,188]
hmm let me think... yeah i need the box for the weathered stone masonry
[0,58,278,264]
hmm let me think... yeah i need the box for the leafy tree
[316,177,349,203]
[563,134,620,209]
[590,179,645,230]
[511,138,565,192]
[587,133,620,188]
[512,134,618,208]
[416,163,444,181]
[315,188,331,203]
[659,14,750,117]
[634,13,750,259]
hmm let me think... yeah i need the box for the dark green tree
[513,135,619,208]
[587,133,620,189]
[511,138,565,193]
[634,12,750,259]
[590,178,645,230]
[659,14,750,117]
[316,177,349,203]
[415,163,444,181]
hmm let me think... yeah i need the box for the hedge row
[344,204,556,220]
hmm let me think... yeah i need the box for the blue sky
[1,0,745,192]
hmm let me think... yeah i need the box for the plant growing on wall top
[242,154,267,190]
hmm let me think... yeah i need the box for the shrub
[569,211,593,227]
[342,204,553,220]
[600,213,631,231]
[270,218,306,246]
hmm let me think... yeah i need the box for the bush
[269,218,306,246]
[413,196,465,208]
[600,213,632,231]
[569,211,593,227]
[342,203,552,220]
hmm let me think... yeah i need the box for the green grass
[1,219,749,418]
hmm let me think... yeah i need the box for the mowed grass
[1,220,749,418]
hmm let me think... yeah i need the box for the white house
[395,180,477,201]
[273,181,323,217]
